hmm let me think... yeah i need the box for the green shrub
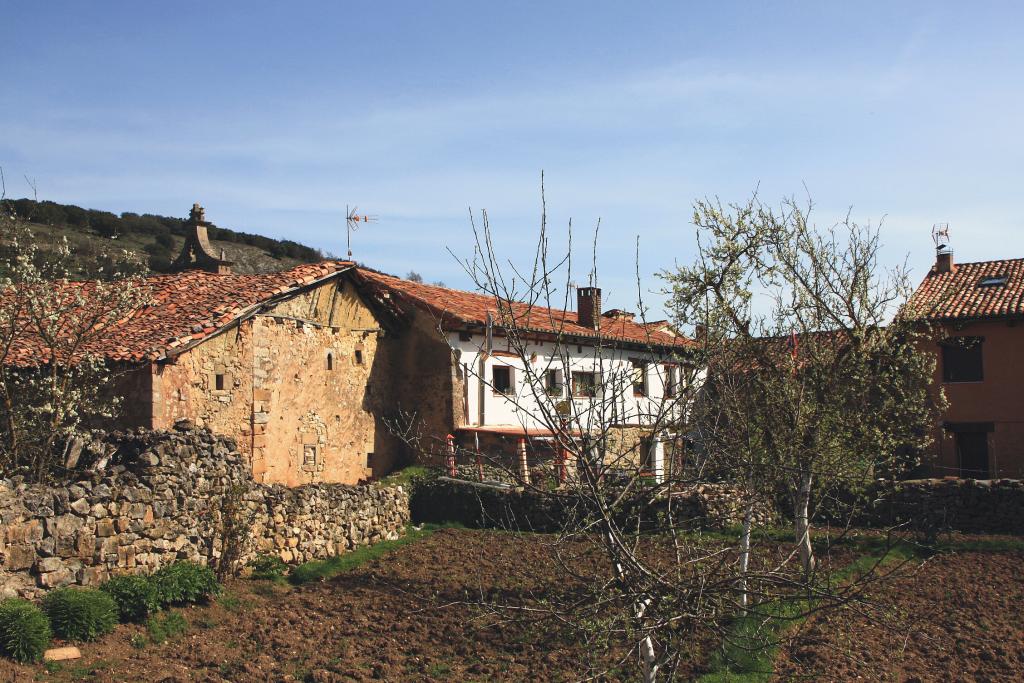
[248,554,288,582]
[146,611,188,644]
[42,588,118,642]
[101,574,159,622]
[0,598,51,663]
[152,561,220,606]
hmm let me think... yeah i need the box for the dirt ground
[774,547,1024,682]
[3,529,1023,682]
[2,529,685,683]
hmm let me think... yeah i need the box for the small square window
[366,452,374,468]
[354,349,364,365]
[327,353,334,371]
[572,371,597,398]
[492,366,513,394]
[941,337,983,383]
[303,445,317,468]
[215,373,225,391]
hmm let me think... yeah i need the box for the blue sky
[2,2,1023,317]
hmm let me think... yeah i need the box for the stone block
[96,519,116,537]
[5,543,36,571]
[78,566,108,586]
[36,557,64,573]
[38,568,74,588]
[117,545,136,569]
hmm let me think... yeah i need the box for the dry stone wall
[870,478,1024,534]
[411,475,777,532]
[0,425,409,598]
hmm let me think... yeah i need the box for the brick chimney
[577,287,601,329]
[935,249,955,274]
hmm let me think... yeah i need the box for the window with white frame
[545,369,564,396]
[631,359,647,396]
[492,365,514,395]
[572,371,598,398]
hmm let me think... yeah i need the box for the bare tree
[388,182,923,680]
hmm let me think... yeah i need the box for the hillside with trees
[0,198,324,278]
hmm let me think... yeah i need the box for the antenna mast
[345,205,378,260]
[932,223,951,253]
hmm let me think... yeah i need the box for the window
[956,431,989,478]
[492,365,513,395]
[326,353,334,371]
[572,371,597,398]
[639,437,654,472]
[545,369,564,396]
[941,337,983,382]
[214,373,225,391]
[631,360,647,396]
[366,452,375,468]
[664,365,678,397]
[978,275,1007,287]
[354,349,364,365]
[303,445,317,468]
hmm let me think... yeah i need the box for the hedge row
[0,561,219,664]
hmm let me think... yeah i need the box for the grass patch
[288,522,461,585]
[145,611,188,644]
[935,536,1024,554]
[699,541,921,682]
[378,465,431,488]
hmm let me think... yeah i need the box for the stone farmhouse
[908,245,1024,479]
[5,204,695,487]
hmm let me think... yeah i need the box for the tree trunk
[739,496,755,608]
[794,469,815,578]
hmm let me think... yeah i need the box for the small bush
[152,561,220,606]
[101,574,159,622]
[146,611,188,644]
[248,554,288,582]
[0,598,51,663]
[42,588,118,642]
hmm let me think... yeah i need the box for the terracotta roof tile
[5,261,353,366]
[353,268,692,349]
[908,258,1024,321]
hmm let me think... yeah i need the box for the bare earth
[2,529,1023,682]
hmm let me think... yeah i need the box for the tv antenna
[346,205,377,259]
[932,223,950,253]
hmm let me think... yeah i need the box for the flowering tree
[0,193,149,481]
[664,194,944,579]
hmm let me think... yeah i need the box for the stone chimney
[577,286,601,329]
[170,203,235,274]
[935,249,954,274]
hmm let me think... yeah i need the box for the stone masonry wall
[870,478,1024,534]
[0,426,409,598]
[411,475,777,532]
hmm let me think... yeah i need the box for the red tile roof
[5,261,354,366]
[908,258,1024,321]
[353,268,692,350]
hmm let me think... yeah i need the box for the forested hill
[1,198,324,276]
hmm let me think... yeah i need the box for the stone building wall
[376,311,461,464]
[0,427,410,598]
[151,277,393,486]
